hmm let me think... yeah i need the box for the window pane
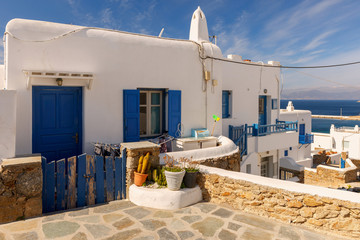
[140,107,147,135]
[140,93,146,105]
[151,93,160,105]
[151,106,160,134]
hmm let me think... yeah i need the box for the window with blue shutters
[222,90,231,118]
[124,89,181,141]
[284,150,288,156]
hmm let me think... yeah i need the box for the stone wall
[304,160,358,188]
[198,150,240,171]
[0,156,42,224]
[197,168,360,239]
[121,142,160,195]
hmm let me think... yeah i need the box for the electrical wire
[202,56,360,69]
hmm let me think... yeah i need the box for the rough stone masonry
[0,156,42,223]
[197,172,360,239]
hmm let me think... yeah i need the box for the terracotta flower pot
[134,171,148,186]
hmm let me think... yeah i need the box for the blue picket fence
[42,149,127,213]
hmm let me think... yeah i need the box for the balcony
[229,121,298,156]
[250,121,298,137]
[299,133,314,144]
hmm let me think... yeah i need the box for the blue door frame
[33,86,82,162]
[258,96,267,125]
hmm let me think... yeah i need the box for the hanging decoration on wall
[211,114,220,136]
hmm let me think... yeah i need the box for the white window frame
[140,90,163,137]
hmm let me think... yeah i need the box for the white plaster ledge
[199,165,360,204]
[129,184,203,210]
[164,135,238,161]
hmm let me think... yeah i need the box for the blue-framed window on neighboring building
[222,90,231,118]
[272,99,278,109]
[284,150,288,156]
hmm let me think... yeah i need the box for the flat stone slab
[191,217,224,237]
[42,221,80,238]
[129,185,202,210]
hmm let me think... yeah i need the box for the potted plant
[134,152,150,186]
[179,157,199,188]
[163,155,185,191]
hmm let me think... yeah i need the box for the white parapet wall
[0,90,17,160]
[164,136,238,161]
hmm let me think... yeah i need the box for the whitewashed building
[313,124,360,160]
[0,7,310,178]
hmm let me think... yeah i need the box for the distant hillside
[281,87,360,100]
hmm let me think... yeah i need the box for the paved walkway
[0,200,354,240]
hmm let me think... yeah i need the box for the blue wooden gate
[42,150,127,213]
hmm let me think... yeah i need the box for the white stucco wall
[312,133,332,150]
[5,19,223,155]
[279,109,312,163]
[221,59,280,137]
[331,128,360,159]
[0,65,4,89]
[0,90,17,160]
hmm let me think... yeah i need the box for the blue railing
[299,133,314,144]
[229,121,298,157]
[251,121,298,136]
[229,125,247,157]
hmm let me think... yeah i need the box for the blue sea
[280,100,360,133]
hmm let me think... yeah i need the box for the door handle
[72,133,79,144]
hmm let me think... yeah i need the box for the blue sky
[1,0,360,90]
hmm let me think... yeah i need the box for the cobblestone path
[0,200,354,240]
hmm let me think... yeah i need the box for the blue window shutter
[222,91,229,118]
[284,150,288,156]
[123,90,140,142]
[168,90,181,137]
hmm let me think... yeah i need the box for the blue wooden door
[299,124,305,135]
[258,96,267,125]
[33,86,82,162]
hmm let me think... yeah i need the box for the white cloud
[302,30,337,51]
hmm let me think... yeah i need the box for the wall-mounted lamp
[264,89,267,94]
[56,78,63,86]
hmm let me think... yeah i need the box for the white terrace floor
[0,200,354,240]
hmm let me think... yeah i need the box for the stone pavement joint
[0,200,355,240]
